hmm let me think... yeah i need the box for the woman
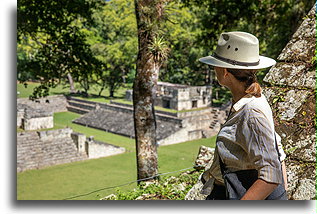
[199,32,288,200]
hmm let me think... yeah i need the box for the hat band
[213,53,260,66]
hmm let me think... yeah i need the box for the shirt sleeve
[242,112,283,184]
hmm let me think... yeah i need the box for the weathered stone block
[71,132,87,154]
[285,134,316,162]
[23,116,54,131]
[263,62,315,89]
[277,89,310,121]
[292,179,316,200]
[292,6,316,40]
[87,140,125,159]
[277,38,315,63]
[277,6,316,63]
[194,146,215,170]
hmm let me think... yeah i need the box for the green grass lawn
[17,136,216,200]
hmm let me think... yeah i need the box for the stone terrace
[73,108,182,142]
[69,97,228,145]
[17,128,87,172]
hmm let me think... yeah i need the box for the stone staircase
[66,97,182,124]
[66,96,228,144]
[209,108,222,130]
[66,97,96,114]
[17,129,88,172]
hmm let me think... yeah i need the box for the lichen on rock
[262,4,316,200]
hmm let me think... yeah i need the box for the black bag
[220,164,287,200]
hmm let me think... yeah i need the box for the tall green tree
[89,0,138,97]
[159,1,206,86]
[17,0,104,99]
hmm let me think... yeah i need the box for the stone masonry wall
[17,128,87,172]
[17,103,54,130]
[86,138,125,159]
[23,116,54,130]
[17,95,67,130]
[262,5,316,200]
[17,128,126,172]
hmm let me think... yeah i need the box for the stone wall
[262,5,316,200]
[23,116,54,130]
[22,108,54,130]
[17,106,25,127]
[17,128,126,172]
[158,128,189,146]
[86,138,125,159]
[17,95,67,130]
[126,82,212,111]
[17,128,87,172]
[17,95,68,113]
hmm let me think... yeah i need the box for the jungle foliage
[17,0,315,103]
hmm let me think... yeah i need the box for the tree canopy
[17,0,315,103]
[17,0,104,98]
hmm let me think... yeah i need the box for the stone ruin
[17,95,126,172]
[17,128,125,172]
[125,81,212,111]
[69,97,229,146]
[17,128,86,172]
[17,103,54,131]
[185,4,316,200]
[17,95,68,131]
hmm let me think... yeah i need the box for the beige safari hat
[199,31,276,69]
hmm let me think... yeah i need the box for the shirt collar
[232,94,256,112]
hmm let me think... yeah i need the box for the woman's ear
[223,68,230,77]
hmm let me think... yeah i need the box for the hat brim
[199,55,276,70]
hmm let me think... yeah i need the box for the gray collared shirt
[201,94,285,195]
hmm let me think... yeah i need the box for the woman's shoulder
[242,95,272,118]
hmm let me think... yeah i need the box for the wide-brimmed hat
[199,31,276,70]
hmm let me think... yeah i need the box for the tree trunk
[133,0,164,182]
[67,73,76,93]
[98,86,105,97]
[109,87,115,98]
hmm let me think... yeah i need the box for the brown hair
[227,69,262,97]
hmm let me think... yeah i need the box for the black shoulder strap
[274,132,281,162]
